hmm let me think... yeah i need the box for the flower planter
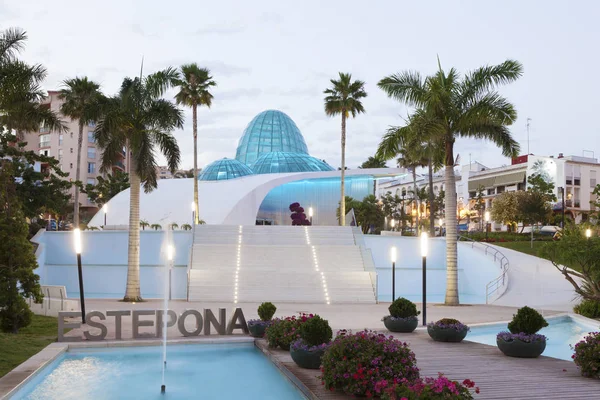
[496,338,546,358]
[290,347,325,369]
[427,326,468,342]
[279,342,291,351]
[383,316,418,333]
[248,323,268,338]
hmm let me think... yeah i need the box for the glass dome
[251,152,334,174]
[235,110,309,166]
[198,158,254,181]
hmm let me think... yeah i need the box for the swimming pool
[10,343,306,400]
[466,315,599,361]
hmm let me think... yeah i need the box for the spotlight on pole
[390,246,397,301]
[73,228,86,324]
[391,219,396,231]
[191,201,195,225]
[309,207,314,225]
[586,228,592,239]
[420,232,428,326]
[484,211,490,241]
[103,204,108,227]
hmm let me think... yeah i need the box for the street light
[191,201,195,225]
[586,228,592,239]
[390,246,397,301]
[73,228,86,324]
[308,207,314,225]
[438,218,443,237]
[102,204,108,227]
[420,232,428,326]
[559,187,565,228]
[484,211,490,241]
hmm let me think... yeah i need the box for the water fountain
[161,221,174,394]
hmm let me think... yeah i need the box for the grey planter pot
[383,316,418,333]
[248,323,268,338]
[290,347,325,369]
[496,338,546,358]
[427,326,468,342]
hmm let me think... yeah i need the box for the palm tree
[96,68,183,302]
[378,59,522,305]
[170,223,179,230]
[139,220,150,230]
[324,72,367,226]
[151,223,162,231]
[0,28,65,138]
[173,65,216,224]
[59,78,104,228]
[181,223,192,231]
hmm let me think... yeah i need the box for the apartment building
[21,91,128,217]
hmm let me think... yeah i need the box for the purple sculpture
[290,202,311,226]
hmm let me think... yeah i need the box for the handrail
[351,227,378,303]
[458,235,510,304]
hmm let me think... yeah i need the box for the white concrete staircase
[187,225,376,303]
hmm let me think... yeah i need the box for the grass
[0,315,60,378]
[493,240,580,272]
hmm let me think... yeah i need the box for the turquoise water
[466,316,599,361]
[12,343,306,400]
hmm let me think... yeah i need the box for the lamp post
[438,218,443,237]
[559,187,565,228]
[420,232,428,326]
[103,204,108,227]
[309,207,314,225]
[390,219,395,232]
[73,228,86,324]
[390,246,397,301]
[586,228,592,239]
[484,211,490,241]
[191,201,195,225]
[167,244,174,300]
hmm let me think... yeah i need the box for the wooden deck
[257,332,600,399]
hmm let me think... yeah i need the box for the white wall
[365,236,500,303]
[35,230,192,299]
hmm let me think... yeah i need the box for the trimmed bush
[257,302,277,321]
[507,306,548,335]
[572,332,600,379]
[320,330,420,397]
[298,315,332,346]
[573,299,600,319]
[388,297,419,318]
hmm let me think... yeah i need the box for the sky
[3,0,600,171]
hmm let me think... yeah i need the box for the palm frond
[151,130,180,173]
[459,123,520,158]
[378,71,427,107]
[145,67,179,98]
[0,27,27,61]
[459,60,523,107]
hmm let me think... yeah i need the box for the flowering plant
[291,338,330,352]
[247,319,271,328]
[320,330,420,397]
[496,331,547,343]
[382,315,419,322]
[265,314,313,350]
[379,373,480,399]
[427,318,470,332]
[571,331,600,379]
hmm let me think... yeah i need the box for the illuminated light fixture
[586,228,592,238]
[167,244,175,261]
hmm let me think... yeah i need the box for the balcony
[39,141,51,148]
[39,126,50,134]
[113,161,125,170]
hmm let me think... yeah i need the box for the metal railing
[458,235,510,304]
[351,226,378,303]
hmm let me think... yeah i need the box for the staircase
[187,225,377,304]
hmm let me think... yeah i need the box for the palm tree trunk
[444,163,460,306]
[340,113,346,226]
[413,168,419,236]
[74,122,83,228]
[428,161,435,236]
[124,161,142,302]
[192,102,199,225]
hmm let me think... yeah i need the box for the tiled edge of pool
[0,336,316,400]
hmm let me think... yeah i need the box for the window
[70,163,73,169]
[39,149,50,157]
[59,134,63,145]
[487,189,494,196]
[88,131,95,143]
[88,162,95,174]
[496,186,506,194]
[88,121,96,128]
[39,134,51,148]
[70,132,73,138]
[469,191,476,198]
[58,149,63,161]
[39,123,50,133]
[87,147,96,159]
[86,178,95,185]
[70,148,73,153]
[591,170,597,188]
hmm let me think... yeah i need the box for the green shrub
[507,306,548,335]
[298,315,332,346]
[388,297,420,318]
[265,314,312,350]
[573,299,600,319]
[257,302,276,321]
[0,296,33,333]
[572,332,600,379]
[437,318,460,325]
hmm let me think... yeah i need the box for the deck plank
[256,332,600,399]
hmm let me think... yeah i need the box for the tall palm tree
[172,65,216,224]
[0,28,65,138]
[378,59,522,305]
[59,78,104,228]
[96,68,183,302]
[324,72,367,226]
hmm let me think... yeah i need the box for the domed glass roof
[251,152,334,174]
[235,110,309,166]
[198,158,254,181]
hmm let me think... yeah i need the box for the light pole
[390,219,395,232]
[390,246,397,301]
[484,211,490,241]
[167,244,175,300]
[384,216,387,231]
[103,204,108,227]
[73,228,86,324]
[586,228,592,239]
[420,232,428,326]
[309,207,314,225]
[438,218,443,237]
[559,187,565,228]
[191,201,195,225]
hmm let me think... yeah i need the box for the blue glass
[198,158,254,181]
[251,152,334,174]
[12,344,305,399]
[235,110,309,165]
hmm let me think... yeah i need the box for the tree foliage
[359,156,387,169]
[81,170,130,207]
[490,191,521,229]
[0,159,43,333]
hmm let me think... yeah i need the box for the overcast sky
[3,0,599,171]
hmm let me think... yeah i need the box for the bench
[28,285,80,317]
